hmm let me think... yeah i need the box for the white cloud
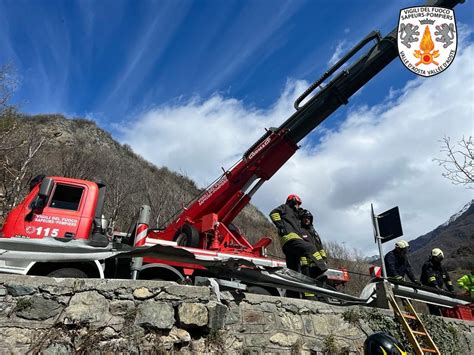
[120,42,473,256]
[117,80,308,185]
[328,40,349,66]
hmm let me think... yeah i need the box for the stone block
[207,301,228,329]
[16,295,62,321]
[160,327,191,348]
[42,342,73,355]
[278,312,304,332]
[269,332,301,347]
[259,302,278,313]
[39,284,74,296]
[178,303,208,327]
[279,297,314,313]
[263,312,276,331]
[5,283,36,296]
[225,304,241,325]
[135,301,175,330]
[312,314,360,337]
[109,300,135,316]
[245,333,270,347]
[243,292,277,305]
[155,292,181,301]
[301,314,315,336]
[132,287,154,300]
[100,326,117,339]
[0,328,35,350]
[243,309,265,324]
[122,324,146,338]
[114,287,134,300]
[63,291,110,327]
[164,284,211,300]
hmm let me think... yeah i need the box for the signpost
[371,204,403,279]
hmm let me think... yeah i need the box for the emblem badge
[397,6,457,77]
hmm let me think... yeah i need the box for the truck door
[23,183,85,240]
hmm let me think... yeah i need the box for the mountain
[408,200,474,273]
[0,113,283,257]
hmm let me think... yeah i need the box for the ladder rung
[421,348,437,353]
[402,313,416,319]
[412,330,427,336]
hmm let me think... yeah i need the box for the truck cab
[0,176,113,278]
[1,176,101,242]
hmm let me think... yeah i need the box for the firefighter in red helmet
[269,195,328,287]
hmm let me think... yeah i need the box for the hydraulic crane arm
[152,0,464,249]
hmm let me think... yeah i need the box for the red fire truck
[0,0,464,298]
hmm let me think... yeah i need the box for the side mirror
[29,178,53,215]
[38,178,54,199]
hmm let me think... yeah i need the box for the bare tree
[434,136,474,188]
[59,138,100,180]
[0,124,55,210]
[325,240,371,296]
[0,64,17,116]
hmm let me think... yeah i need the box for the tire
[247,285,272,296]
[173,224,200,248]
[47,268,88,278]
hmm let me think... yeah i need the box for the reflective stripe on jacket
[280,232,303,246]
[269,203,304,241]
[301,225,327,261]
[421,258,454,291]
[457,274,474,297]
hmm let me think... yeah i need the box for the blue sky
[1,0,473,255]
[2,0,470,124]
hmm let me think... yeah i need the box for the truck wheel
[174,224,200,248]
[47,268,88,278]
[247,285,272,296]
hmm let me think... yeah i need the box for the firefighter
[457,271,474,298]
[299,209,328,279]
[269,195,328,278]
[384,240,420,285]
[299,209,328,299]
[420,248,454,315]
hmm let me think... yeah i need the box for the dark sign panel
[377,206,403,243]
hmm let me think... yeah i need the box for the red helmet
[286,194,302,205]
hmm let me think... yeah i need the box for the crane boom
[149,0,464,252]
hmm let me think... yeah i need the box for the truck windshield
[49,184,84,211]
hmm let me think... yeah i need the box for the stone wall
[0,275,472,354]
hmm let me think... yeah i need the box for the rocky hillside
[0,112,282,256]
[409,200,474,275]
